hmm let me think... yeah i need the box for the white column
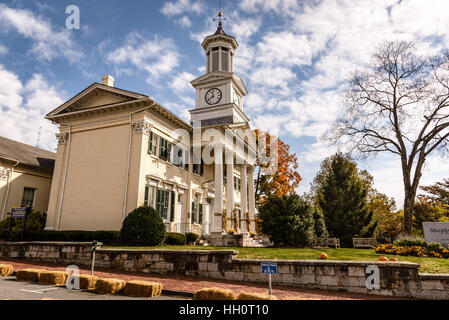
[226,160,234,230]
[213,146,223,233]
[240,163,248,232]
[248,165,256,232]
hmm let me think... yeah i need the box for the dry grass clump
[237,292,277,300]
[124,280,163,298]
[15,268,45,282]
[0,264,14,277]
[38,271,68,285]
[194,287,236,300]
[94,278,126,295]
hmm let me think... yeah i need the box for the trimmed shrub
[23,230,120,244]
[164,232,186,245]
[38,271,68,285]
[193,287,236,300]
[95,278,126,294]
[394,237,427,248]
[0,264,14,277]
[237,292,277,300]
[15,268,44,282]
[185,232,199,245]
[0,210,46,240]
[120,206,165,246]
[124,280,163,297]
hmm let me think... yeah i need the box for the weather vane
[213,0,226,27]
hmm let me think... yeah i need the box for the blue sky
[0,0,448,207]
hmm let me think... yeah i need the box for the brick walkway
[0,258,410,300]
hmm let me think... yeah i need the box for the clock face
[205,88,222,105]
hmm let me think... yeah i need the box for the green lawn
[102,245,449,274]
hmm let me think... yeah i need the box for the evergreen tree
[315,153,376,247]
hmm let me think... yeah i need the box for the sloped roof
[0,136,55,171]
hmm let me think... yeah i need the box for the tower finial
[213,0,226,29]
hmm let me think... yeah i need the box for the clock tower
[189,12,249,127]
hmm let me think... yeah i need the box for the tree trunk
[403,184,419,236]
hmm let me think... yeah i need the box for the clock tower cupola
[189,9,249,127]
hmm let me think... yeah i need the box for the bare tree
[327,41,449,235]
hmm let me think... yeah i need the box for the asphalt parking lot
[0,277,185,300]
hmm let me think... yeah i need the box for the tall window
[156,188,171,220]
[191,194,201,224]
[212,47,219,71]
[21,187,35,207]
[144,183,156,207]
[159,137,171,162]
[148,132,158,155]
[193,153,204,176]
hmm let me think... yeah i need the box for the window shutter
[199,203,203,225]
[148,132,153,154]
[144,184,149,206]
[191,202,195,223]
[170,191,175,222]
[222,51,228,71]
[184,150,189,170]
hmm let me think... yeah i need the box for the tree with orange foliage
[254,129,302,205]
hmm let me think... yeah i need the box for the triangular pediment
[46,83,148,119]
[190,72,248,95]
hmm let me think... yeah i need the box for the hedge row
[22,230,121,244]
[18,230,200,246]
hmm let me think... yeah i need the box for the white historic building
[44,16,259,243]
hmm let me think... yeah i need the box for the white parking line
[20,288,60,294]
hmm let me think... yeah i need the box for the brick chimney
[101,75,114,87]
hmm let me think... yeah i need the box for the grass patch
[102,245,449,274]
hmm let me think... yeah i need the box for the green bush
[425,242,445,253]
[259,194,326,246]
[164,232,186,245]
[0,209,46,240]
[394,237,427,248]
[120,206,165,246]
[185,232,199,244]
[23,230,120,244]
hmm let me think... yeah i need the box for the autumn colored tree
[254,129,302,205]
[419,178,449,209]
[413,197,449,236]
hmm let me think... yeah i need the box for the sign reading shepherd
[423,222,449,248]
[6,207,31,241]
[261,262,277,296]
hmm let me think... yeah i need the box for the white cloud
[169,71,196,92]
[160,0,202,17]
[106,33,180,78]
[177,16,192,27]
[0,65,63,151]
[0,4,83,63]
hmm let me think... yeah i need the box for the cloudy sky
[0,0,448,207]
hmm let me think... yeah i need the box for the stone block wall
[0,242,448,299]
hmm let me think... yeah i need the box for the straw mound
[76,274,99,290]
[237,292,278,300]
[193,287,236,300]
[124,280,163,298]
[38,271,68,285]
[15,268,45,282]
[95,278,126,294]
[0,264,14,277]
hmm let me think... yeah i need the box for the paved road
[0,277,185,300]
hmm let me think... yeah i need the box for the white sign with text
[423,222,449,247]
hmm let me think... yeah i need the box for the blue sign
[261,262,277,275]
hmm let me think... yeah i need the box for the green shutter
[199,203,203,225]
[238,209,241,229]
[170,191,175,222]
[144,184,149,206]
[156,189,164,218]
[191,202,195,223]
[148,132,153,154]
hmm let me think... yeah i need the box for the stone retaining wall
[1,242,448,299]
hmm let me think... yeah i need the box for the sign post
[6,207,30,241]
[91,240,98,276]
[261,262,277,296]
